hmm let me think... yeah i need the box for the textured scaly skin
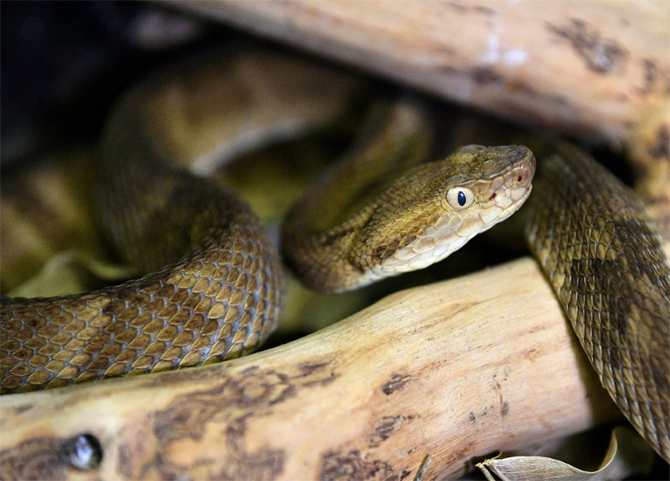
[524,143,670,461]
[0,70,286,394]
[0,96,533,393]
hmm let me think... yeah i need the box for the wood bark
[4,245,669,480]
[167,0,669,145]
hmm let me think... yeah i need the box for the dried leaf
[477,427,656,481]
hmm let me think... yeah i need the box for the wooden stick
[4,251,648,480]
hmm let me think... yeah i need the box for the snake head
[284,141,535,293]
[360,144,536,278]
[445,144,536,223]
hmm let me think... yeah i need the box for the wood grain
[167,0,669,145]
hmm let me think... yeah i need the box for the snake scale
[1,50,668,462]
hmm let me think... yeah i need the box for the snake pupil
[457,191,466,206]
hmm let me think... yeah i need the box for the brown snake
[0,51,669,462]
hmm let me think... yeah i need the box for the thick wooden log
[8,248,666,480]
[166,0,669,146]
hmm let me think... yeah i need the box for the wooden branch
[12,246,670,480]
[165,0,669,146]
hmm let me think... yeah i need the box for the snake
[0,50,668,462]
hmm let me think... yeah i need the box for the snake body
[0,54,532,393]
[0,80,286,392]
[524,143,670,460]
[0,51,668,461]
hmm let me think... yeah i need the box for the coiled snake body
[1,51,668,462]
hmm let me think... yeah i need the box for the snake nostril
[517,175,523,182]
[489,192,497,200]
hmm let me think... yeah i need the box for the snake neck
[281,100,432,292]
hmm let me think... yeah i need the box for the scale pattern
[0,65,285,394]
[524,143,670,461]
[0,195,284,394]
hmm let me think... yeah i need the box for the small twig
[413,453,433,481]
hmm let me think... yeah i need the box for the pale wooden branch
[166,0,669,146]
[10,246,670,480]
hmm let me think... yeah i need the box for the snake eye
[446,187,475,209]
